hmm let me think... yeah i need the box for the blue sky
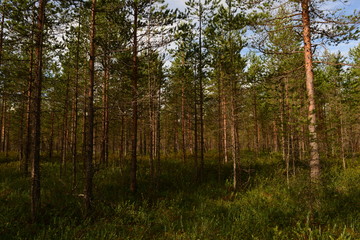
[165,0,360,13]
[165,0,360,57]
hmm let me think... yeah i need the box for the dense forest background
[1,0,360,239]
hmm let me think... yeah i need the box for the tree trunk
[222,90,228,163]
[217,69,222,182]
[48,111,54,160]
[149,75,155,178]
[230,89,239,191]
[253,92,260,157]
[0,2,3,153]
[198,1,204,181]
[101,55,109,166]
[280,81,289,185]
[82,87,87,159]
[181,82,186,163]
[71,7,81,188]
[30,0,46,222]
[0,98,6,152]
[0,0,4,67]
[5,108,10,159]
[0,2,4,144]
[60,78,70,177]
[119,113,125,165]
[19,101,25,170]
[156,83,161,180]
[84,0,96,213]
[130,2,138,193]
[194,71,199,179]
[301,0,320,182]
[24,67,33,174]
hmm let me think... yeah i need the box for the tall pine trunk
[130,2,139,193]
[301,0,320,182]
[198,1,204,181]
[31,0,46,222]
[0,0,4,67]
[71,7,81,188]
[101,55,109,166]
[0,1,4,154]
[84,0,96,213]
[24,6,36,176]
[60,79,70,177]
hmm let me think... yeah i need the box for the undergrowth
[0,152,359,239]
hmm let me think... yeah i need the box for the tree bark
[31,0,46,222]
[0,2,4,152]
[230,89,239,191]
[198,0,204,181]
[253,92,260,156]
[222,85,228,163]
[101,55,109,166]
[48,111,54,160]
[301,0,320,182]
[19,101,25,170]
[217,68,222,182]
[119,113,125,165]
[71,5,82,188]
[84,0,96,213]
[130,2,139,193]
[155,81,161,181]
[5,107,10,159]
[181,80,186,164]
[60,78,70,177]
[0,0,4,67]
[194,70,199,179]
[0,98,6,152]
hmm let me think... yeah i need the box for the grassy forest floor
[0,152,360,239]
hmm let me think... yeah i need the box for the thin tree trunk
[82,86,87,159]
[155,81,161,182]
[147,0,155,180]
[149,73,155,178]
[24,68,33,174]
[0,98,6,152]
[222,91,228,163]
[301,0,320,182]
[194,71,199,179]
[230,90,238,191]
[253,92,259,157]
[198,0,204,181]
[71,6,81,188]
[0,2,4,152]
[273,121,279,152]
[30,0,46,222]
[339,107,346,169]
[101,55,109,166]
[130,2,138,193]
[5,108,10,159]
[60,78,70,177]
[0,0,4,67]
[19,100,25,170]
[217,70,222,182]
[119,113,125,165]
[181,81,186,163]
[280,83,289,185]
[48,111,54,160]
[84,0,96,213]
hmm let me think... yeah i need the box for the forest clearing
[0,0,360,239]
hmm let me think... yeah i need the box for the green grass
[0,152,359,239]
